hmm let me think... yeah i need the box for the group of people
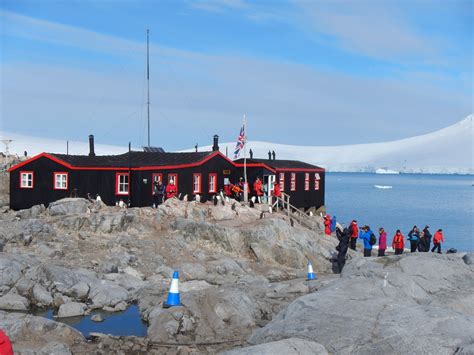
[223,176,283,203]
[152,179,178,207]
[333,217,446,272]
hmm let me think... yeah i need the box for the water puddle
[34,304,147,337]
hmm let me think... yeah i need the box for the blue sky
[0,0,472,151]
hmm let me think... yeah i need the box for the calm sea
[325,173,473,252]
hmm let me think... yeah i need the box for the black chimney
[272,150,276,160]
[88,135,95,157]
[249,149,253,159]
[268,150,271,160]
[212,135,219,152]
[195,143,198,152]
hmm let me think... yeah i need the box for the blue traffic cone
[307,261,317,280]
[163,271,181,308]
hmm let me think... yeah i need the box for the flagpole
[243,114,248,203]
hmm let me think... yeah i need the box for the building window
[116,173,129,195]
[209,173,217,193]
[53,172,68,190]
[20,171,34,189]
[290,173,296,191]
[279,172,285,191]
[168,173,178,187]
[314,173,321,191]
[304,173,310,191]
[193,173,202,194]
[152,173,162,193]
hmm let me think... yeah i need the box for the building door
[263,174,276,204]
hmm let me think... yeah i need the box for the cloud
[1,10,470,150]
[189,0,248,12]
[292,1,438,60]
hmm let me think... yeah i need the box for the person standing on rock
[253,177,264,203]
[336,226,350,272]
[0,329,13,355]
[165,179,177,200]
[422,225,432,252]
[431,229,444,254]
[153,180,165,207]
[392,230,405,255]
[349,220,359,250]
[378,227,387,256]
[324,215,332,235]
[359,226,374,257]
[407,225,420,252]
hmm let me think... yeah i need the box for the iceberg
[375,168,400,175]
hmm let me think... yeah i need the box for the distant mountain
[0,132,127,156]
[196,114,474,174]
[2,114,472,174]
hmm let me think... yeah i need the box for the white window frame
[20,171,34,189]
[290,173,296,191]
[279,172,285,191]
[54,172,68,190]
[193,173,202,194]
[304,173,310,191]
[116,173,129,195]
[314,173,321,191]
[209,173,217,193]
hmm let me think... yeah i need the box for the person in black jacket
[152,180,166,207]
[336,226,350,273]
[422,225,432,252]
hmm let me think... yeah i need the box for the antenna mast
[147,28,151,148]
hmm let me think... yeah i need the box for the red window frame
[115,172,130,196]
[151,173,163,194]
[19,171,34,189]
[279,172,285,191]
[304,173,310,191]
[209,173,217,193]
[168,173,178,187]
[290,173,296,191]
[192,173,202,194]
[314,173,321,191]
[53,172,68,190]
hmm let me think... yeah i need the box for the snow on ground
[2,114,473,174]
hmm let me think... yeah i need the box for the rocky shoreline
[0,197,473,354]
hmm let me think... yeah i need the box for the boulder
[49,198,89,216]
[0,292,30,311]
[32,283,54,307]
[248,254,474,354]
[0,256,23,289]
[57,302,87,318]
[223,338,328,355]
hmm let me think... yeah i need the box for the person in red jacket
[324,215,332,235]
[253,177,264,203]
[165,179,177,199]
[431,229,444,254]
[273,181,282,198]
[349,220,359,250]
[0,329,13,355]
[392,229,405,255]
[378,227,387,256]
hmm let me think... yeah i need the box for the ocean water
[325,173,473,252]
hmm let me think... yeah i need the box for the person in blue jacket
[359,225,373,257]
[330,215,337,232]
[407,225,420,253]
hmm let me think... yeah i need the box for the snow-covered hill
[1,114,472,174]
[0,132,127,156]
[195,114,474,174]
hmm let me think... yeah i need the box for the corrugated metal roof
[50,151,214,168]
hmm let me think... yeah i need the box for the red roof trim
[234,163,276,173]
[8,151,318,173]
[275,168,325,173]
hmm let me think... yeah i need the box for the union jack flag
[234,124,246,159]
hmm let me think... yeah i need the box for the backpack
[369,232,377,246]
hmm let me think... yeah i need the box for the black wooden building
[233,158,325,210]
[8,136,325,211]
